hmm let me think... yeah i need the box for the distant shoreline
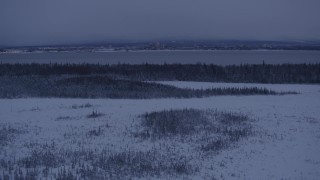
[2,49,320,54]
[1,50,319,65]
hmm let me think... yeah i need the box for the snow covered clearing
[0,82,319,179]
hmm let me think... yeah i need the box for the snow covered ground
[0,82,319,179]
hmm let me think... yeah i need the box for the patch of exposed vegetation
[138,109,211,137]
[0,108,255,179]
[86,126,104,137]
[56,116,73,121]
[93,150,195,178]
[19,147,65,169]
[1,145,196,179]
[200,138,225,152]
[0,125,22,146]
[71,103,93,109]
[87,110,104,118]
[135,109,253,153]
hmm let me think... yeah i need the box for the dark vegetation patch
[135,109,253,153]
[138,109,211,137]
[0,75,295,99]
[1,145,196,179]
[56,116,73,121]
[86,126,104,137]
[218,112,250,125]
[19,145,66,169]
[71,103,93,109]
[0,125,22,146]
[200,138,225,152]
[86,110,104,118]
[0,108,255,179]
[93,150,195,178]
[0,63,319,83]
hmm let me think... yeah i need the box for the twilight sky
[1,0,320,46]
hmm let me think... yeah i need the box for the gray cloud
[1,0,320,46]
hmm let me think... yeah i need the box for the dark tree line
[0,63,319,83]
[0,76,292,99]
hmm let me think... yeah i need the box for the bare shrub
[71,103,93,109]
[56,116,72,121]
[87,110,104,118]
[86,126,104,137]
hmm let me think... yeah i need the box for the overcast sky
[1,0,320,46]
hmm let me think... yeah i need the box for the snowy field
[1,82,320,179]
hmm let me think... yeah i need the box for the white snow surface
[0,82,320,179]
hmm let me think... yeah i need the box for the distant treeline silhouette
[0,63,319,83]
